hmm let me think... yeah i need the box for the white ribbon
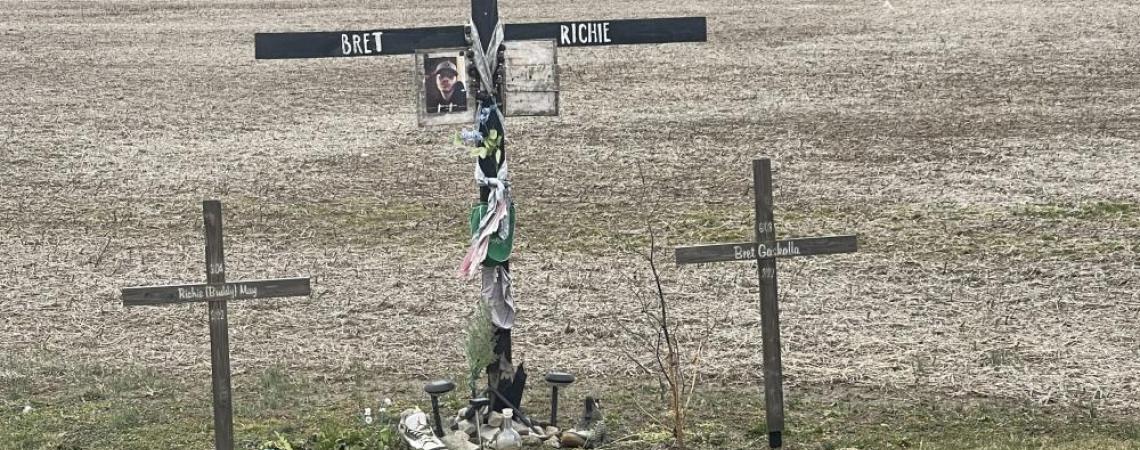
[474,161,510,241]
[469,18,511,244]
[467,19,508,127]
[467,19,505,97]
[457,19,513,279]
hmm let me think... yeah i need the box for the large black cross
[674,159,858,449]
[255,0,706,411]
[121,200,311,450]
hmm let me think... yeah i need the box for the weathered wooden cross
[675,159,858,449]
[254,0,706,412]
[121,200,311,450]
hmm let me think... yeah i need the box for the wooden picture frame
[416,48,475,127]
[502,40,559,116]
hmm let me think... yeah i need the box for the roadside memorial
[120,200,312,450]
[674,158,858,449]
[254,2,706,448]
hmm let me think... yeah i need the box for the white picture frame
[415,48,475,127]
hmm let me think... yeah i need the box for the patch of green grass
[7,358,1140,450]
[226,196,463,246]
[595,380,1140,450]
[981,347,1023,368]
[0,358,210,449]
[850,202,1139,261]
[784,398,1140,450]
[251,365,300,413]
[667,206,752,244]
[1,396,206,450]
[521,202,862,255]
[0,360,413,450]
[1015,201,1139,221]
[0,372,33,404]
[255,416,400,450]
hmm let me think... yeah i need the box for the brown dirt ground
[2,0,1139,423]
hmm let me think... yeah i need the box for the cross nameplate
[121,200,311,450]
[675,235,857,265]
[255,17,706,59]
[674,159,858,449]
[122,278,310,306]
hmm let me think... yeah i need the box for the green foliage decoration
[464,300,496,396]
[453,128,502,163]
[260,416,399,450]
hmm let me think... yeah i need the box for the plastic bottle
[493,408,522,450]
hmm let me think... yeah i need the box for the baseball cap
[434,60,459,76]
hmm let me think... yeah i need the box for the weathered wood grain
[203,200,234,450]
[753,159,785,449]
[503,40,559,116]
[674,235,858,265]
[121,277,313,306]
[505,91,558,116]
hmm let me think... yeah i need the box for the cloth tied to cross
[458,161,511,278]
[457,18,515,328]
[466,20,503,99]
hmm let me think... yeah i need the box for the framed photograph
[415,48,475,127]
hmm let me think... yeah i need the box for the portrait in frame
[416,48,475,127]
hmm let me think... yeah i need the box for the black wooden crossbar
[507,17,706,47]
[255,17,706,60]
[122,277,312,306]
[255,25,463,59]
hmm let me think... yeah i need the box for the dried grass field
[3,0,1140,448]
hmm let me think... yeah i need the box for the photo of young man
[424,58,468,114]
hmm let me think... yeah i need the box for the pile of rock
[406,373,605,449]
[442,397,605,449]
[443,407,545,449]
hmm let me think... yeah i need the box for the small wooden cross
[121,200,311,450]
[675,159,858,449]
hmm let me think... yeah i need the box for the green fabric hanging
[468,202,516,265]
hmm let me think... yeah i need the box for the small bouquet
[454,127,502,163]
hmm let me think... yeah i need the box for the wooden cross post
[254,1,706,407]
[674,159,858,449]
[121,200,311,450]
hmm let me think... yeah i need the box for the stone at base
[442,431,479,450]
[522,434,543,446]
[559,431,586,448]
[544,437,561,448]
[544,426,560,437]
[457,419,478,437]
[479,424,498,441]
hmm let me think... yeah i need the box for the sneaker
[399,408,448,450]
